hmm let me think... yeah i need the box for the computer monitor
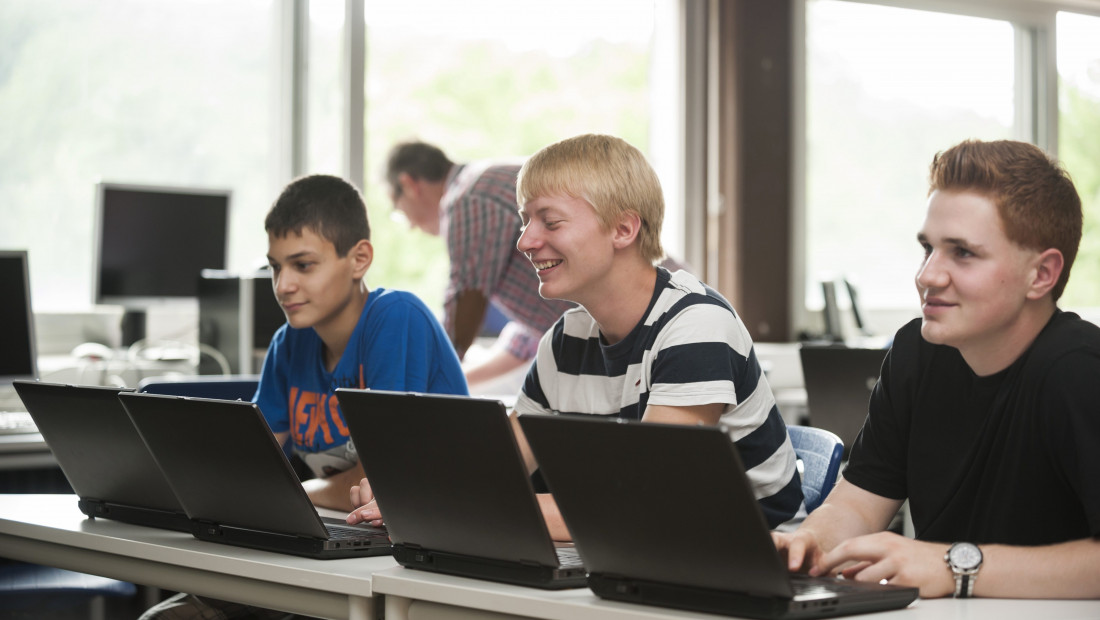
[92,182,231,344]
[0,250,38,385]
[198,269,286,375]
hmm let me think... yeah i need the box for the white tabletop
[371,564,1100,620]
[0,494,397,619]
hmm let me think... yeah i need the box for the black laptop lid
[799,347,887,454]
[518,414,794,598]
[336,388,559,566]
[13,381,184,513]
[118,392,329,539]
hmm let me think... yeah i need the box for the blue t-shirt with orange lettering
[255,287,467,477]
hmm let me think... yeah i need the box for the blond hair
[517,134,665,263]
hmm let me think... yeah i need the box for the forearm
[973,537,1100,599]
[451,289,489,358]
[536,493,572,542]
[799,478,900,553]
[304,462,366,512]
[464,347,528,389]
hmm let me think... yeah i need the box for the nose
[516,221,539,255]
[915,250,948,291]
[274,269,297,297]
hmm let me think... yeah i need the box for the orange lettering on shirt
[330,395,349,438]
[295,391,320,446]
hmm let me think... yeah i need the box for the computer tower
[198,270,286,375]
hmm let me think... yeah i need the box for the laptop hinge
[195,521,223,537]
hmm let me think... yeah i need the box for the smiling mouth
[532,259,562,271]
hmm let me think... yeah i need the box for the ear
[610,211,642,251]
[349,239,374,279]
[397,172,418,198]
[1025,248,1064,301]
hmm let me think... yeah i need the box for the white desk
[0,494,398,619]
[372,566,1100,620]
[5,495,1100,620]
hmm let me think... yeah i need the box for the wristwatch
[945,542,983,598]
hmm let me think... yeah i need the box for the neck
[960,300,1056,376]
[315,283,369,372]
[581,261,658,345]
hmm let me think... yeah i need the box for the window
[1,0,670,324]
[360,0,660,311]
[0,0,280,312]
[801,0,1100,337]
[803,1,1015,322]
[1057,11,1100,308]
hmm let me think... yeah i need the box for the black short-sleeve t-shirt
[844,311,1100,545]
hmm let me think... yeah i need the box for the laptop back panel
[519,414,792,596]
[518,414,918,619]
[13,381,190,531]
[799,347,887,455]
[337,388,584,588]
[118,392,388,558]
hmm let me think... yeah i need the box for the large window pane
[0,0,278,312]
[362,0,655,311]
[805,0,1015,320]
[1057,11,1100,309]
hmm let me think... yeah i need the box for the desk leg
[348,595,375,620]
[384,594,411,620]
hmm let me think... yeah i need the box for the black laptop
[336,388,586,589]
[518,414,919,619]
[12,381,191,532]
[799,346,888,456]
[117,392,390,559]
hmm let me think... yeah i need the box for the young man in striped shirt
[508,133,804,540]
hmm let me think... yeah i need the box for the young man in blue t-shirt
[141,174,466,620]
[256,174,467,510]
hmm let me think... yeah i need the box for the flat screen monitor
[0,250,38,385]
[93,182,230,307]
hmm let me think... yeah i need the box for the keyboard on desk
[0,411,38,435]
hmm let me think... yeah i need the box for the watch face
[949,543,982,570]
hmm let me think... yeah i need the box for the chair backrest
[137,375,260,401]
[787,424,843,513]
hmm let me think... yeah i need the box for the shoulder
[447,161,521,202]
[1022,311,1100,382]
[363,288,436,322]
[648,268,752,352]
[1030,311,1100,358]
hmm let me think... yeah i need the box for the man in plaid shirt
[385,140,574,389]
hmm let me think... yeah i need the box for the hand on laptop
[346,477,384,527]
[774,529,953,598]
[772,529,826,574]
[813,532,953,598]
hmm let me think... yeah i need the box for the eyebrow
[267,250,317,263]
[916,232,985,252]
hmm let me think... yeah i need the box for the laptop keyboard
[326,524,388,541]
[0,411,37,435]
[791,574,868,597]
[556,546,584,568]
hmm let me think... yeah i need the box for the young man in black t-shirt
[773,139,1100,599]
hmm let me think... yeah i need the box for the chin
[919,320,950,346]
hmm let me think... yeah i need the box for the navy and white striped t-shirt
[515,268,805,528]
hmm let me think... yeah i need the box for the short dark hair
[264,174,370,256]
[385,141,454,198]
[929,139,1082,300]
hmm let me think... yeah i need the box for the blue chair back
[138,375,260,401]
[788,425,844,513]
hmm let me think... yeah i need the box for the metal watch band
[955,572,975,598]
